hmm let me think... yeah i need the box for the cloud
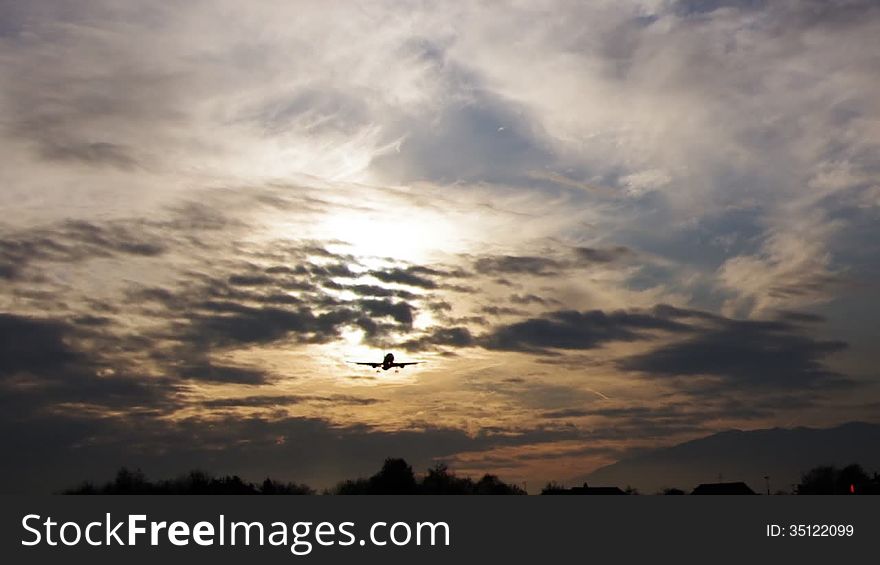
[0,313,179,416]
[369,267,438,289]
[357,299,414,327]
[540,408,591,419]
[482,308,691,353]
[572,246,633,264]
[717,215,845,316]
[509,294,558,306]
[474,255,562,276]
[0,313,83,376]
[0,219,166,281]
[345,284,417,300]
[620,317,849,389]
[400,327,476,352]
[202,394,383,409]
[37,141,139,169]
[189,306,358,347]
[372,92,552,184]
[473,246,634,278]
[178,362,270,385]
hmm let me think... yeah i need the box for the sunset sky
[2,0,879,492]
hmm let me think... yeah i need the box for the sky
[1,0,879,493]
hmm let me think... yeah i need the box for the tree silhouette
[370,458,418,494]
[260,477,313,495]
[332,459,525,494]
[662,488,685,495]
[64,468,314,495]
[797,463,870,494]
[421,463,474,494]
[540,481,566,495]
[474,474,525,495]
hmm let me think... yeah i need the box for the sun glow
[315,200,463,264]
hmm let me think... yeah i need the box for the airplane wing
[392,362,420,367]
[350,362,382,368]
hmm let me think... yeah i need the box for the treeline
[64,458,525,495]
[796,463,878,495]
[64,460,879,495]
[334,459,524,495]
[65,468,314,495]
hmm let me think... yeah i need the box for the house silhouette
[691,481,756,495]
[544,482,627,495]
[863,473,880,494]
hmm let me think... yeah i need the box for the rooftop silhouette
[691,482,756,495]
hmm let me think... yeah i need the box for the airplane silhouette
[349,353,420,371]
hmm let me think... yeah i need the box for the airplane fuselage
[381,352,396,370]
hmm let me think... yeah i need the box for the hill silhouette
[584,421,880,494]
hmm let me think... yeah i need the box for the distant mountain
[582,422,880,494]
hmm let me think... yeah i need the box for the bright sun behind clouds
[315,196,465,265]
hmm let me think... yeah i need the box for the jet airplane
[349,353,419,371]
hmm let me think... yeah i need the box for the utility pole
[764,475,771,495]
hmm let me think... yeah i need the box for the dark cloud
[0,313,179,416]
[427,300,453,312]
[648,304,723,322]
[37,140,139,169]
[766,273,842,300]
[55,220,165,257]
[228,274,276,287]
[673,0,880,28]
[71,315,113,327]
[134,276,420,354]
[509,293,557,306]
[482,309,691,353]
[773,310,826,324]
[474,255,562,276]
[479,304,852,393]
[0,313,83,376]
[346,284,417,300]
[400,327,475,351]
[256,293,303,305]
[357,299,414,326]
[620,317,849,389]
[108,241,435,351]
[572,246,633,264]
[674,0,767,17]
[189,305,359,347]
[202,394,382,409]
[309,263,357,279]
[481,305,527,317]
[370,267,438,289]
[0,219,166,281]
[179,362,270,385]
[540,408,591,419]
[473,246,633,278]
